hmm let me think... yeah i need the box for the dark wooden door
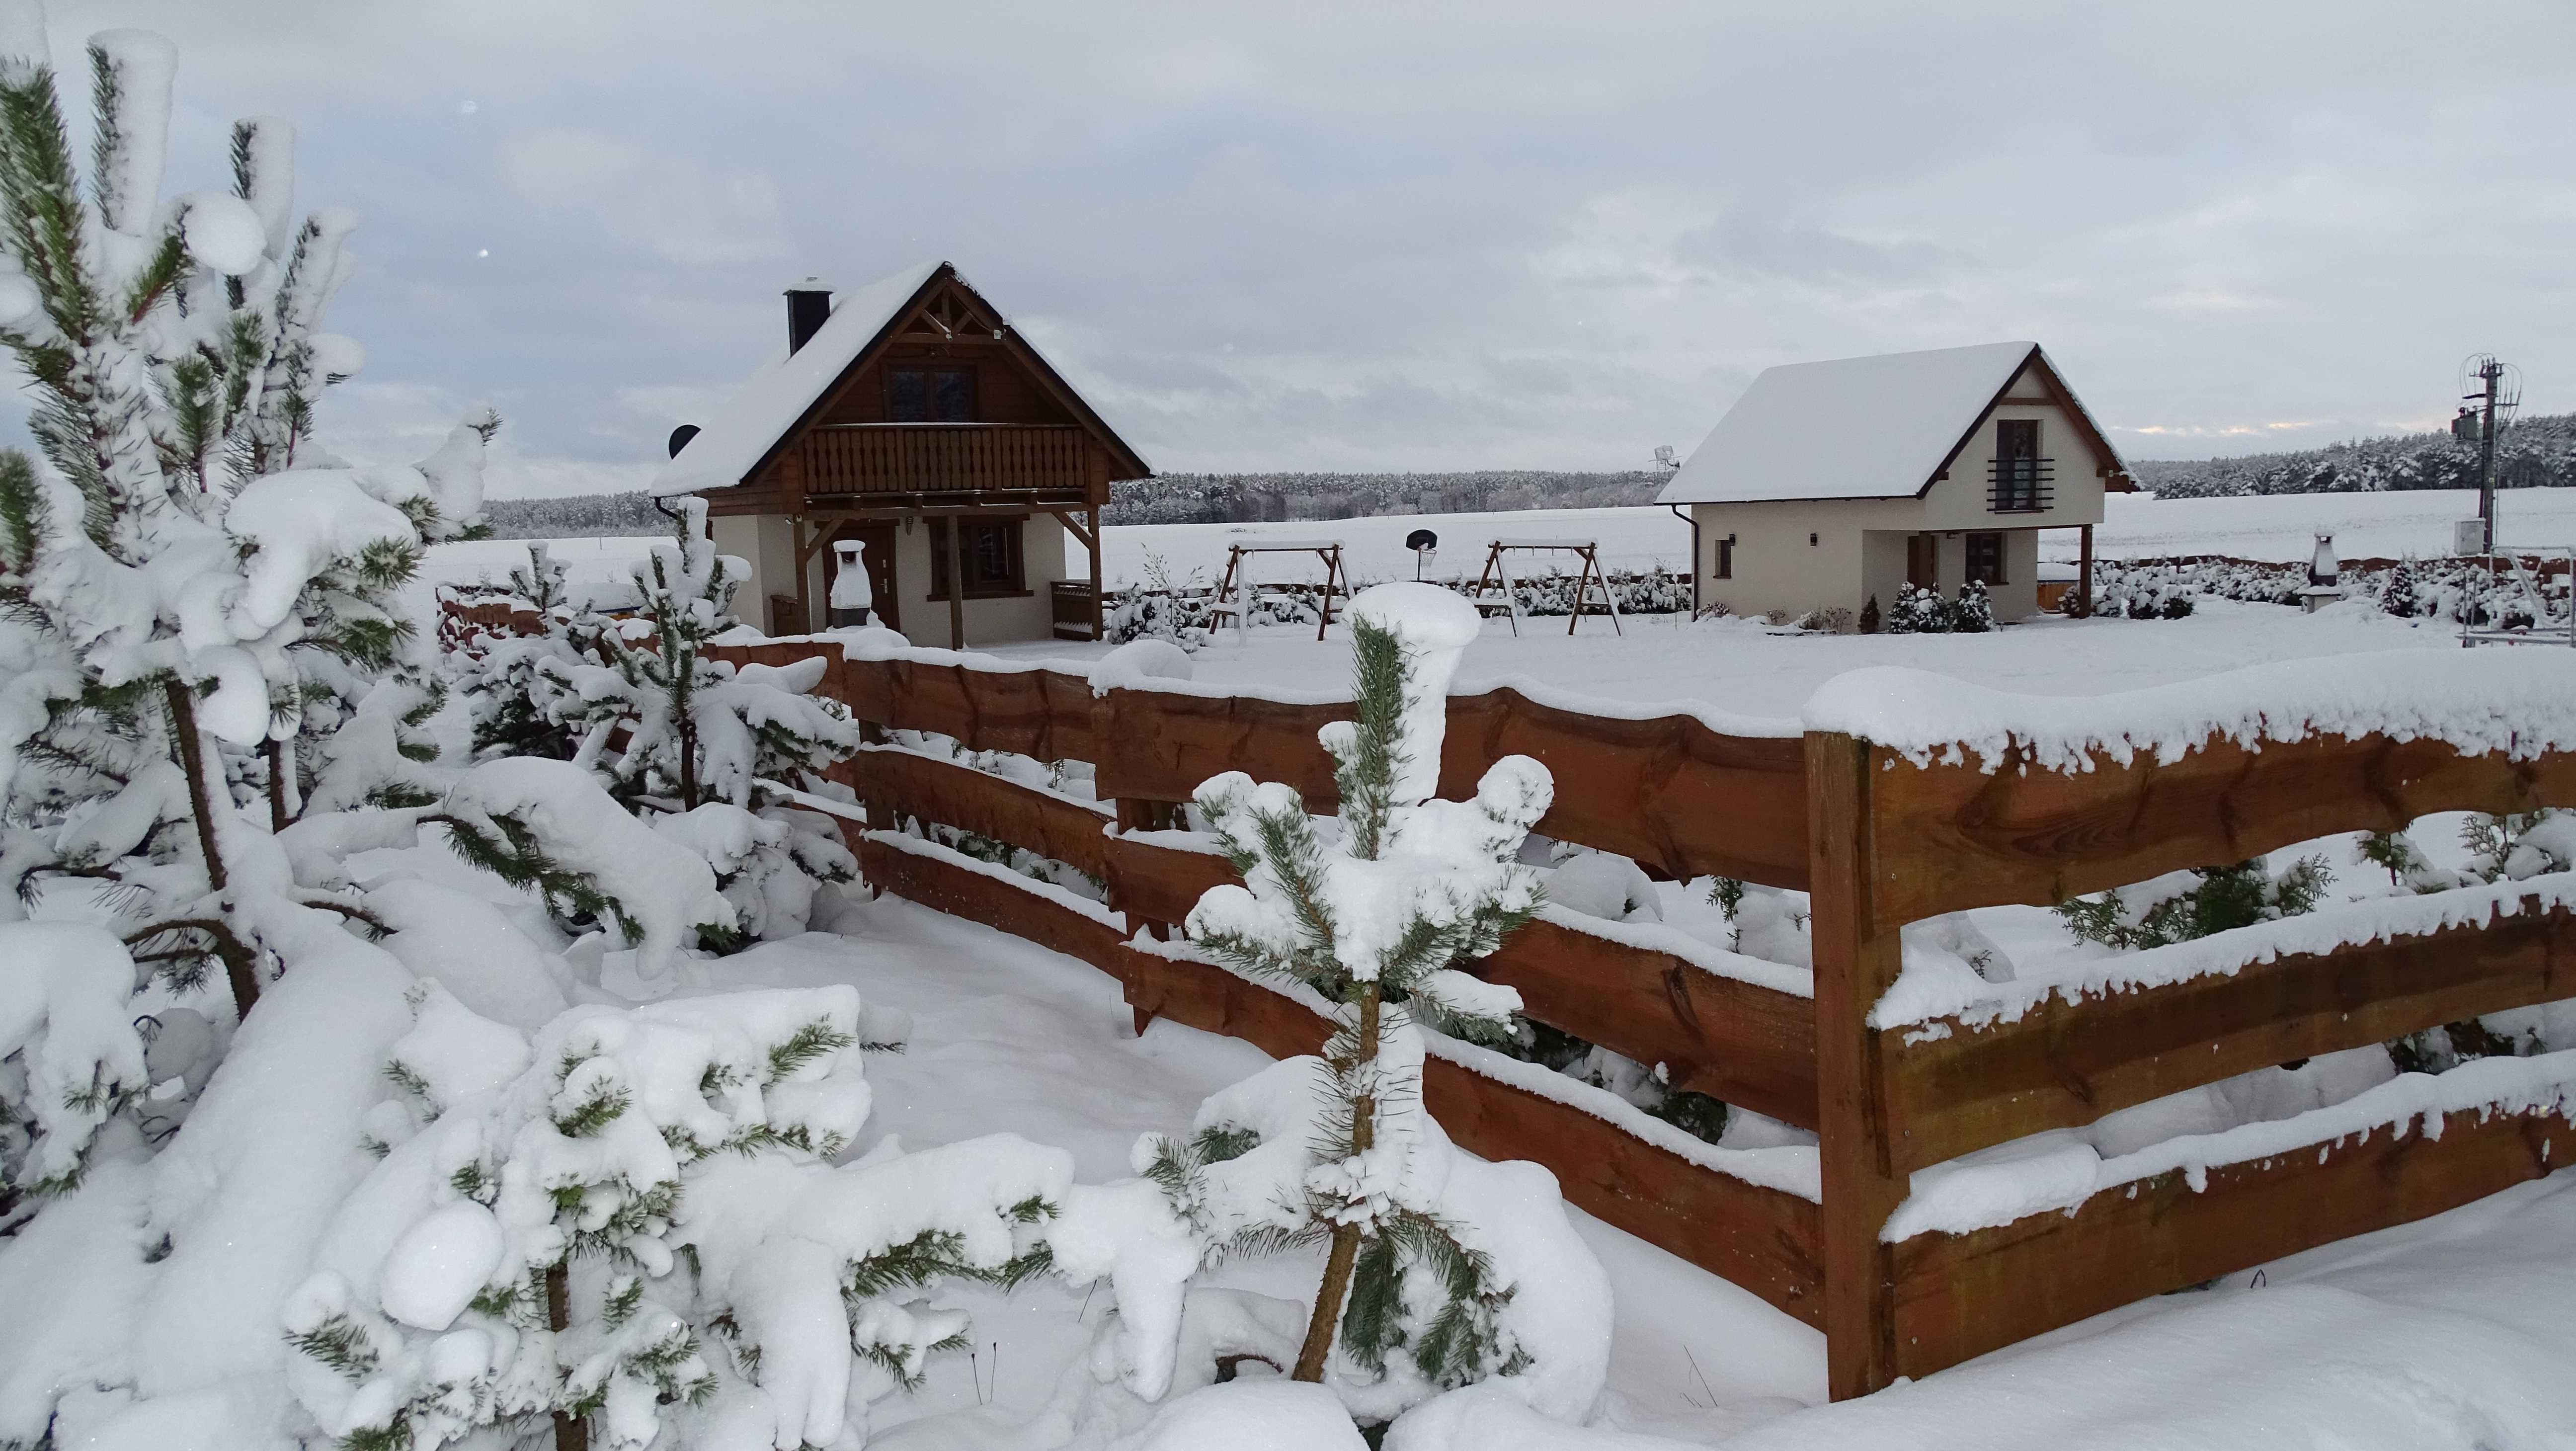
[825,521,901,632]
[1907,533,1937,588]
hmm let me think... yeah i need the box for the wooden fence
[440,600,2576,1402]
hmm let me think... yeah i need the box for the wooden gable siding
[726,273,1129,511]
[819,345,1085,428]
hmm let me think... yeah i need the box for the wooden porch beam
[1046,507,1096,552]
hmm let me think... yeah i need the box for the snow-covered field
[982,598,2478,723]
[429,486,2576,603]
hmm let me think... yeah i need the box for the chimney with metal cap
[785,277,832,354]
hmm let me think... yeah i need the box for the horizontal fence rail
[1814,720,2576,1399]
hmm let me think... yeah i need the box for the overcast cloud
[19,0,2576,495]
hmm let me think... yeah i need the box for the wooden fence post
[1807,729,1907,1400]
[1113,797,1183,945]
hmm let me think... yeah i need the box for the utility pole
[2474,357,2502,552]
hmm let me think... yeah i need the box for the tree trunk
[166,680,259,1017]
[548,1262,587,1451]
[262,735,290,831]
[1293,986,1381,1382]
[672,638,700,810]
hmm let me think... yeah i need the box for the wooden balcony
[796,423,1090,500]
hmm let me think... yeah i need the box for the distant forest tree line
[2131,411,2576,498]
[479,413,2576,539]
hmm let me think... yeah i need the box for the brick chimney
[784,278,832,354]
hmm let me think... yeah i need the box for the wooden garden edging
[677,623,2576,1402]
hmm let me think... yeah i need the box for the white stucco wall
[887,512,1066,650]
[710,509,1073,644]
[712,513,800,635]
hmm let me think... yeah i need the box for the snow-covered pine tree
[457,543,612,764]
[2055,855,2333,952]
[521,498,864,948]
[286,978,1093,1451]
[1170,583,1604,1411]
[1952,579,1994,632]
[0,8,488,1031]
[2458,809,2576,884]
[1881,584,1954,634]
[2379,557,2421,618]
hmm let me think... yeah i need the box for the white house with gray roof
[1656,341,2130,625]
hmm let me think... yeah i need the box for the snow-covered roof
[650,262,944,497]
[1658,341,2068,505]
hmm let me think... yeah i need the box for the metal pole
[2478,360,2500,552]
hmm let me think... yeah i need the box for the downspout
[1667,503,1699,617]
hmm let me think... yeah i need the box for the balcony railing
[797,423,1087,498]
[1989,456,2055,514]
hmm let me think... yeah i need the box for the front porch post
[945,515,967,649]
[1089,505,1104,641]
[2077,523,2094,618]
[792,513,814,636]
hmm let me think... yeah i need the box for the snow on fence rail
[438,598,2576,1401]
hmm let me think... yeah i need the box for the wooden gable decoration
[712,262,1152,514]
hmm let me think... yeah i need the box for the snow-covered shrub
[428,757,746,992]
[1106,550,1218,650]
[2055,856,2332,952]
[283,980,1074,1451]
[1880,584,1955,634]
[2459,809,2576,883]
[1702,874,1813,968]
[1106,583,1610,1427]
[1951,580,1994,632]
[2089,563,2198,619]
[0,923,159,1203]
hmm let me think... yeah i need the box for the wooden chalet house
[651,262,1151,647]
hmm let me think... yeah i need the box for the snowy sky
[19,0,2576,494]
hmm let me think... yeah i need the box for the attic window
[887,367,974,423]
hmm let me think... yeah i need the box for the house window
[926,518,1026,597]
[1966,531,2006,585]
[886,367,975,423]
[1990,419,2049,512]
[1713,537,1733,579]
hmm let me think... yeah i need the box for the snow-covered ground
[302,846,2574,1451]
[429,486,2576,603]
[974,599,2474,723]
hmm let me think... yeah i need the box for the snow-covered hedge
[2086,555,2572,629]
